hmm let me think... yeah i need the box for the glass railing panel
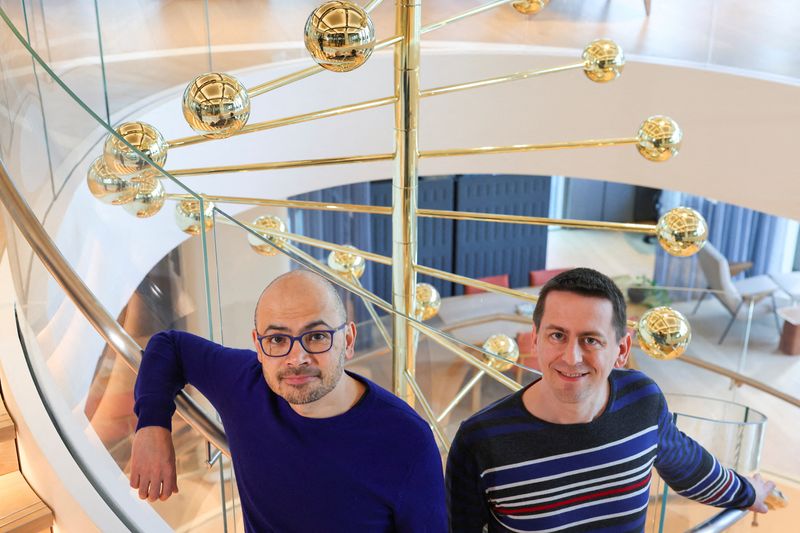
[23,0,110,192]
[0,2,55,217]
[649,400,766,533]
[94,0,214,119]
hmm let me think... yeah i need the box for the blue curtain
[654,192,789,299]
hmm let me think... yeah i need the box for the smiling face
[531,290,630,415]
[252,271,355,406]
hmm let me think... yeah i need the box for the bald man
[130,270,447,532]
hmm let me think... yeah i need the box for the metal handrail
[684,509,749,532]
[0,160,229,454]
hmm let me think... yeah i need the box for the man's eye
[307,332,329,342]
[584,337,601,346]
[549,332,564,341]
[268,336,289,345]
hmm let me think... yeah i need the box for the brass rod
[352,274,393,349]
[168,193,654,235]
[405,372,451,452]
[167,96,397,149]
[218,218,393,265]
[391,0,422,403]
[421,137,640,158]
[420,63,584,98]
[167,153,393,176]
[410,321,522,392]
[248,65,322,98]
[415,264,539,302]
[422,0,515,34]
[417,208,655,234]
[436,370,485,423]
[170,137,638,176]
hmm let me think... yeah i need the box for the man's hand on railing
[130,426,179,502]
[748,473,776,513]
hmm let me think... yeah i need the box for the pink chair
[464,274,510,295]
[514,330,540,381]
[529,268,571,287]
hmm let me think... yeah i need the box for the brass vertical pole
[392,0,421,403]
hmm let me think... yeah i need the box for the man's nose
[562,338,583,365]
[285,339,311,365]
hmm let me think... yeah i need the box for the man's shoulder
[150,330,257,358]
[355,375,432,433]
[459,390,525,432]
[611,368,661,393]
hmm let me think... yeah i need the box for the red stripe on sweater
[495,474,651,516]
[701,470,733,504]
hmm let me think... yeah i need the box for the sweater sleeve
[446,424,491,532]
[654,395,755,509]
[394,425,448,533]
[134,329,230,431]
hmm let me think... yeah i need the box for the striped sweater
[445,369,755,532]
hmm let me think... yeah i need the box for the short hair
[532,268,627,340]
[253,270,347,331]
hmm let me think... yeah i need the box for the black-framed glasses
[257,323,347,358]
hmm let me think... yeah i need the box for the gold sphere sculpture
[327,245,366,279]
[582,39,625,83]
[304,1,375,73]
[103,121,168,175]
[482,334,520,372]
[637,116,682,162]
[248,215,287,256]
[636,306,691,360]
[182,73,251,139]
[656,207,708,257]
[86,157,140,205]
[122,177,165,218]
[175,199,215,235]
[512,0,549,15]
[415,283,441,321]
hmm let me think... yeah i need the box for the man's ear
[344,322,357,361]
[252,329,263,363]
[614,331,632,369]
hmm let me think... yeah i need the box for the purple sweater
[135,330,447,532]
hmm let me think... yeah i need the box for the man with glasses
[130,270,447,532]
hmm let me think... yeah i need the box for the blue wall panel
[454,174,550,294]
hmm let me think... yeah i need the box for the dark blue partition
[454,174,550,294]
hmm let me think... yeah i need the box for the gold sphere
[103,121,168,175]
[657,207,708,257]
[482,334,520,372]
[582,39,625,83]
[512,0,549,15]
[175,199,215,235]
[637,116,682,162]
[182,73,250,139]
[86,157,139,205]
[327,245,366,279]
[248,215,287,256]
[304,1,375,73]
[636,306,691,360]
[122,177,165,218]
[415,283,441,321]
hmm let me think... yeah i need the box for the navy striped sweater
[445,369,755,532]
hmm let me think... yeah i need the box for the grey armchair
[693,242,781,344]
